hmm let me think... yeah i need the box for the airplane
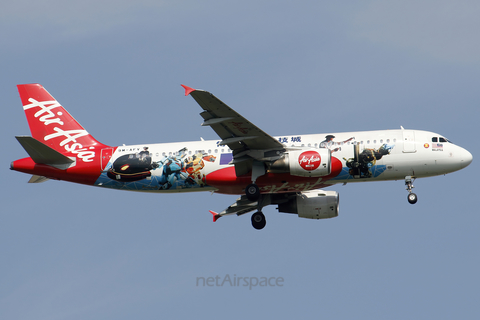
[10,84,473,230]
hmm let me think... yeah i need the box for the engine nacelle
[277,190,339,219]
[269,148,331,177]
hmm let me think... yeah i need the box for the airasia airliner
[11,84,473,229]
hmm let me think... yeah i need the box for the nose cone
[458,147,473,169]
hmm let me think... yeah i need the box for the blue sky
[1,1,479,319]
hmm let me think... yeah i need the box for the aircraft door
[402,130,416,153]
[101,148,113,170]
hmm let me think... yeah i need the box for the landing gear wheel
[405,176,418,204]
[407,193,418,204]
[251,211,266,230]
[245,183,260,201]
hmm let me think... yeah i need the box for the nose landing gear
[405,176,417,204]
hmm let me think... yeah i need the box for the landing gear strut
[405,176,417,204]
[251,211,266,230]
[245,161,265,201]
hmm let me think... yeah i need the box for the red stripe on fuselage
[206,156,343,195]
[10,149,117,186]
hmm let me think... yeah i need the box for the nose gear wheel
[405,176,417,204]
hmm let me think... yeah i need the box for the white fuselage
[93,129,472,194]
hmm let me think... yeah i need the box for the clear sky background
[1,1,479,319]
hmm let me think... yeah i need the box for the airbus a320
[11,84,473,229]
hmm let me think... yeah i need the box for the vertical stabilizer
[17,84,109,163]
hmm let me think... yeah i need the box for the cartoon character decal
[343,143,394,178]
[319,135,355,153]
[96,147,216,191]
[184,152,216,187]
[156,148,216,190]
[107,147,159,182]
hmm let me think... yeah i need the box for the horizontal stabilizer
[15,136,75,168]
[28,175,50,183]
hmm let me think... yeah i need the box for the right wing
[182,85,285,176]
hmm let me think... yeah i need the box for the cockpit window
[432,137,451,143]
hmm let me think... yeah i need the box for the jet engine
[269,149,331,177]
[277,190,339,219]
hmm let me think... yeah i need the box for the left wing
[209,193,297,223]
[210,195,259,222]
[182,85,285,176]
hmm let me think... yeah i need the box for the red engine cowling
[269,148,331,177]
[277,190,339,219]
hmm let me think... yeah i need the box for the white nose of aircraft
[458,146,473,169]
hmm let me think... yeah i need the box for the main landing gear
[247,185,266,230]
[251,211,266,230]
[245,161,265,201]
[405,176,418,204]
[245,183,260,201]
[250,193,270,230]
[246,161,267,229]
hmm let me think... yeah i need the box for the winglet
[181,84,195,96]
[209,210,221,222]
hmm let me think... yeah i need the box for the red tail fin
[17,84,108,162]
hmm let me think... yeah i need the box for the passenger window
[432,137,438,142]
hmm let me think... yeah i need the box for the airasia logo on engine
[298,151,321,171]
